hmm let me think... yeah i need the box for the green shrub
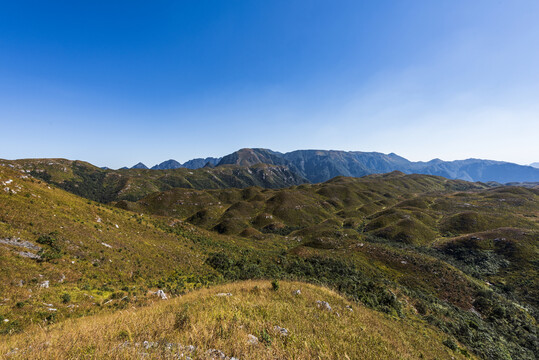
[271,279,280,291]
[259,329,272,346]
[61,293,71,303]
[15,302,25,308]
[36,232,63,262]
[443,338,458,351]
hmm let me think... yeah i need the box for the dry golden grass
[0,281,472,359]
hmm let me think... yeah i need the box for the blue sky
[1,1,538,168]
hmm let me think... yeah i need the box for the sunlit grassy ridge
[0,281,472,360]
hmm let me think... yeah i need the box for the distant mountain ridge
[134,148,539,183]
[146,157,222,170]
[131,162,149,169]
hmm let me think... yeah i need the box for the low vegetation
[0,281,472,359]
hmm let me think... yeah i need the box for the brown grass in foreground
[0,280,471,360]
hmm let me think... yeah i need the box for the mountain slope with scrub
[1,158,307,203]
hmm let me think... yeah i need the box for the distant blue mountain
[148,157,222,170]
[129,148,539,183]
[151,159,182,170]
[217,148,539,184]
[130,162,148,169]
[182,157,221,169]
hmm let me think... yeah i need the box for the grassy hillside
[1,162,537,359]
[0,281,472,360]
[1,159,307,203]
[0,162,229,332]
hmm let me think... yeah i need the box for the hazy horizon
[1,1,538,168]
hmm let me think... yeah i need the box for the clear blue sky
[1,1,538,168]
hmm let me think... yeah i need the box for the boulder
[316,300,332,311]
[274,325,289,336]
[154,290,168,300]
[247,334,258,345]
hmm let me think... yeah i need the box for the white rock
[154,289,168,300]
[274,325,289,336]
[293,289,301,295]
[247,334,258,345]
[205,349,227,358]
[316,300,332,311]
[215,292,232,297]
[40,280,49,288]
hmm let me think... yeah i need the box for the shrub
[36,232,63,262]
[36,232,59,247]
[116,329,131,341]
[271,279,280,291]
[206,253,233,272]
[443,338,458,351]
[61,293,71,303]
[259,329,272,346]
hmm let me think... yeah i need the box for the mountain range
[131,157,222,170]
[130,148,539,184]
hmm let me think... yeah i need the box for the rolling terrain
[0,159,537,359]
